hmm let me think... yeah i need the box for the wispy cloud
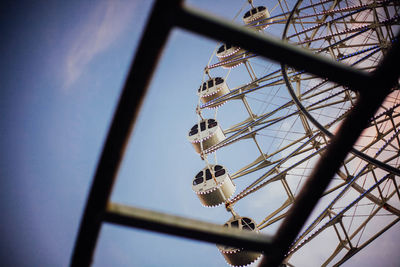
[64,0,137,88]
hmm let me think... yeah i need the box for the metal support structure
[105,203,273,252]
[71,0,400,266]
[260,34,400,267]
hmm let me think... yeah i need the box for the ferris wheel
[186,0,400,266]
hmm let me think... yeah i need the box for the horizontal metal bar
[105,203,274,253]
[175,5,372,92]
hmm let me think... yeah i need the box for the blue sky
[0,1,150,265]
[1,0,399,266]
[0,1,245,266]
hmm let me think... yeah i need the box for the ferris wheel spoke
[306,98,353,120]
[343,170,400,215]
[295,24,371,46]
[225,99,359,181]
[259,210,290,230]
[230,152,274,179]
[287,4,364,40]
[314,26,371,53]
[288,171,398,258]
[322,206,385,266]
[287,159,400,257]
[301,86,349,110]
[231,130,322,180]
[202,32,387,111]
[330,216,400,266]
[349,121,400,169]
[338,196,399,257]
[206,105,302,153]
[230,140,327,204]
[200,67,307,110]
[282,76,400,178]
[291,0,394,21]
[200,72,284,109]
[280,0,398,264]
[258,198,293,229]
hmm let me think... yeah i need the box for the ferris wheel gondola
[217,216,262,266]
[198,77,230,108]
[216,43,247,69]
[243,6,272,31]
[187,118,225,154]
[192,164,235,207]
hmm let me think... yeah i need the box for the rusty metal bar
[70,1,182,266]
[105,203,274,252]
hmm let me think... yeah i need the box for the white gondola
[216,44,247,69]
[217,216,262,266]
[243,6,272,31]
[198,77,230,108]
[188,119,225,154]
[192,164,235,207]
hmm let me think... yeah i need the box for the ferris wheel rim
[188,1,400,265]
[280,0,400,177]
[273,0,400,263]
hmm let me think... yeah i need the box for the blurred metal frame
[70,0,400,266]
